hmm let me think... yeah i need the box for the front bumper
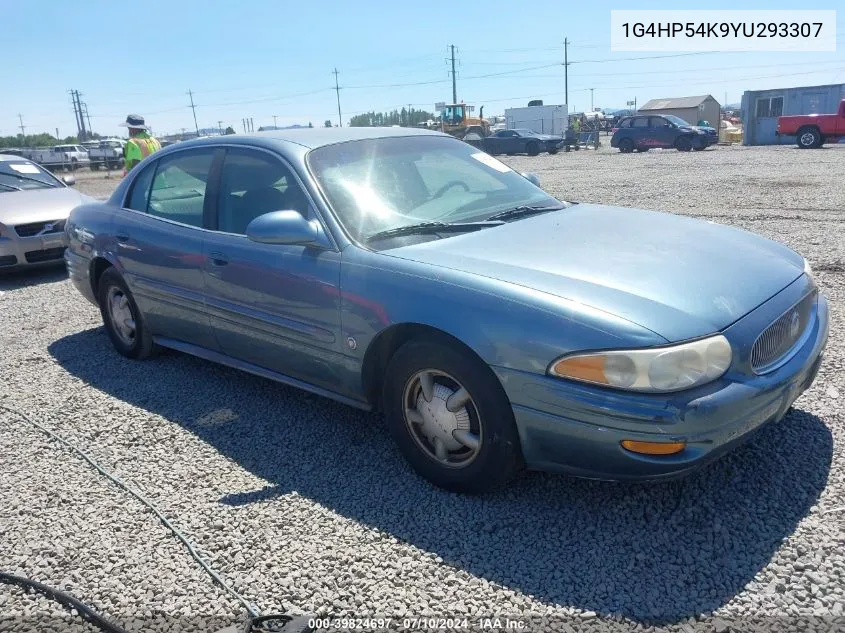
[0,233,68,270]
[494,287,829,481]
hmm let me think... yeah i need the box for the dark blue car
[611,115,710,153]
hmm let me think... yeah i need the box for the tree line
[348,107,435,127]
[0,132,105,148]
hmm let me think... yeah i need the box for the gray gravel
[1,143,844,632]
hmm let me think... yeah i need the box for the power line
[332,68,342,127]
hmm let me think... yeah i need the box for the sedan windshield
[0,161,61,192]
[306,135,561,243]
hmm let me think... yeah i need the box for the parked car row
[0,139,127,172]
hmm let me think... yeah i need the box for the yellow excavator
[439,103,490,139]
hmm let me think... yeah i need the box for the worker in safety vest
[119,114,161,176]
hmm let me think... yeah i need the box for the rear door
[113,147,221,349]
[202,146,344,391]
[629,116,651,147]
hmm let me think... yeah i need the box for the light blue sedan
[64,128,829,493]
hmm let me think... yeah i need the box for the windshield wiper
[366,220,503,243]
[486,203,568,222]
[0,172,58,188]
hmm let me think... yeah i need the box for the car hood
[532,134,562,141]
[385,204,805,342]
[0,187,92,226]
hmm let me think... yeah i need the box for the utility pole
[218,120,223,135]
[18,114,26,144]
[590,88,594,112]
[448,44,457,103]
[249,117,254,133]
[187,89,200,136]
[332,68,343,127]
[242,118,246,133]
[272,115,278,129]
[408,104,413,126]
[82,101,92,137]
[564,38,569,109]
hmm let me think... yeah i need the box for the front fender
[340,246,666,380]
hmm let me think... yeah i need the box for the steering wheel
[432,180,470,199]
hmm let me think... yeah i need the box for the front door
[202,147,344,392]
[113,147,220,349]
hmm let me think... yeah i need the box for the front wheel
[97,267,158,360]
[675,136,692,152]
[526,141,540,156]
[382,338,523,493]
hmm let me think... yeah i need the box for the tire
[797,126,822,149]
[526,141,540,156]
[693,146,706,151]
[548,147,558,155]
[618,138,635,153]
[97,267,158,360]
[91,162,100,171]
[675,136,693,152]
[71,159,79,171]
[382,337,523,493]
[636,148,650,153]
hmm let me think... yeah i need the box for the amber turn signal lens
[551,355,609,384]
[621,440,686,455]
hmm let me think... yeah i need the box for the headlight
[548,334,732,393]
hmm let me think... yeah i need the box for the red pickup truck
[776,98,845,148]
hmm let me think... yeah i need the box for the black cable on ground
[0,571,129,633]
[0,403,315,631]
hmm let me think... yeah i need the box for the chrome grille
[751,291,816,373]
[14,219,65,238]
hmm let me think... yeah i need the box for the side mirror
[521,172,541,187]
[62,175,76,186]
[245,210,326,247]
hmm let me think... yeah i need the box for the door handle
[208,251,229,267]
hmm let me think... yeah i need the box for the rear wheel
[548,147,558,155]
[675,136,692,152]
[97,267,158,360]
[618,138,635,153]
[382,338,523,493]
[526,141,540,156]
[797,126,822,149]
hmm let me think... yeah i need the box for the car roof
[0,154,33,162]
[174,126,449,151]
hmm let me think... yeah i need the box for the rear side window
[631,118,649,128]
[147,149,216,228]
[126,161,157,212]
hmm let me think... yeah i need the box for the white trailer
[504,104,568,135]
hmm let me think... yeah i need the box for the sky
[4,0,843,139]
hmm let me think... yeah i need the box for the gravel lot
[1,143,843,633]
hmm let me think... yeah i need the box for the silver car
[0,154,93,270]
